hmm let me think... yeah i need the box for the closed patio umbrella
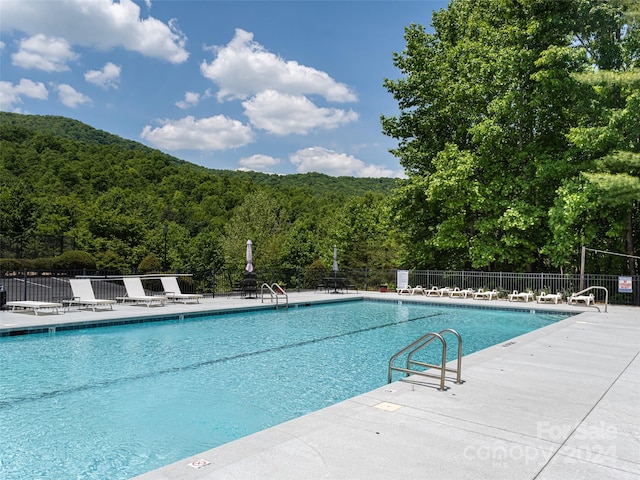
[333,245,338,273]
[246,239,254,273]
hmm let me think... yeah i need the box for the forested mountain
[0,112,400,272]
[0,112,397,198]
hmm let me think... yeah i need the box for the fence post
[23,268,27,301]
[580,245,586,291]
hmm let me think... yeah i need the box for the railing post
[23,268,27,301]
[580,245,586,291]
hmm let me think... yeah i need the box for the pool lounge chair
[6,301,62,315]
[396,278,411,294]
[65,279,116,311]
[508,290,535,302]
[425,286,442,296]
[160,276,203,304]
[568,293,595,306]
[449,287,474,298]
[537,292,563,304]
[117,277,166,307]
[473,289,499,300]
[397,285,425,295]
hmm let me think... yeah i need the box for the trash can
[379,284,388,293]
[0,285,6,309]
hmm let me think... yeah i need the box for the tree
[220,190,289,270]
[382,0,636,272]
[546,1,640,274]
[333,193,400,269]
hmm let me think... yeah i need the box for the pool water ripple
[0,312,444,409]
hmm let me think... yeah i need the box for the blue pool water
[0,300,570,479]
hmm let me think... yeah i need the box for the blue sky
[0,0,446,177]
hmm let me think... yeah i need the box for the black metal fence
[1,268,638,306]
[0,232,75,259]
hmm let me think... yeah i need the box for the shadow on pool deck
[2,292,639,479]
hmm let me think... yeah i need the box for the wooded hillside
[0,112,400,272]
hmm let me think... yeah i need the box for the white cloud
[0,0,188,63]
[0,41,5,50]
[0,78,48,111]
[289,147,365,176]
[175,89,213,109]
[359,164,395,178]
[84,62,121,89]
[289,147,395,178]
[56,84,92,108]
[140,115,255,151]
[239,154,281,170]
[242,90,358,135]
[11,34,78,72]
[175,91,200,109]
[201,29,357,102]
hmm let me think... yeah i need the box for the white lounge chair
[449,287,474,298]
[397,284,425,295]
[508,290,535,302]
[473,289,499,300]
[568,293,595,306]
[65,279,116,311]
[6,301,62,315]
[537,292,563,304]
[117,277,166,307]
[425,286,442,296]
[160,276,203,304]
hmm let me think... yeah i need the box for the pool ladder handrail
[388,328,462,391]
[568,286,608,313]
[261,283,288,308]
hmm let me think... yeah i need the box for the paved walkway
[2,293,638,479]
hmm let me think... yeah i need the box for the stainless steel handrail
[568,286,609,313]
[388,329,462,391]
[261,283,288,308]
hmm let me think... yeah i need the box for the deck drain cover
[374,402,403,412]
[188,459,211,469]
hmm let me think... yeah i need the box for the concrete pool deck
[1,292,638,479]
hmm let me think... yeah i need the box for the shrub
[138,254,161,274]
[0,258,31,272]
[53,250,97,270]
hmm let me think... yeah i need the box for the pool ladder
[388,329,463,391]
[261,283,288,308]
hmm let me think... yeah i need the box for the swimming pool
[0,300,570,479]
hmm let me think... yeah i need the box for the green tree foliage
[333,193,400,269]
[0,112,397,272]
[382,0,638,272]
[547,0,640,274]
[137,253,162,274]
[220,190,289,270]
[53,250,97,270]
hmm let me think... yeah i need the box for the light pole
[163,225,168,272]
